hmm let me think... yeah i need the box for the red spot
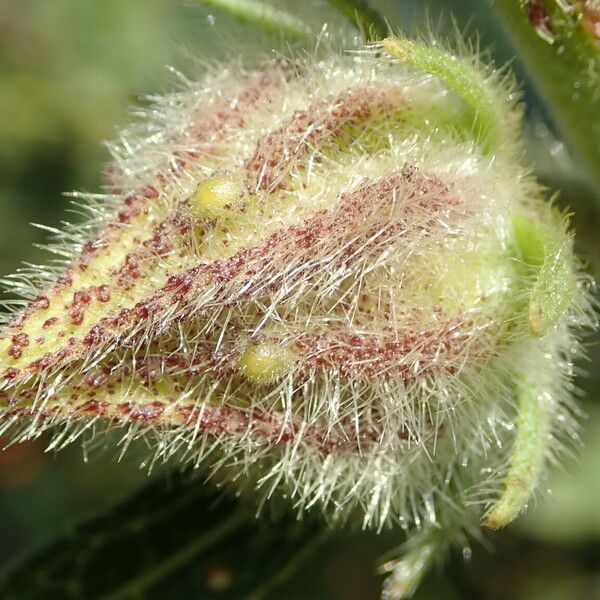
[57,274,73,287]
[527,0,554,42]
[3,368,20,381]
[7,346,22,359]
[77,400,108,417]
[28,349,66,373]
[33,296,50,310]
[117,256,143,286]
[7,333,30,360]
[85,369,109,388]
[12,334,29,347]
[83,324,109,347]
[95,285,112,303]
[118,401,165,421]
[82,239,105,257]
[43,317,59,329]
[68,289,94,325]
[141,185,159,199]
[528,0,549,26]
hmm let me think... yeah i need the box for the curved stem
[382,37,515,154]
[483,369,552,530]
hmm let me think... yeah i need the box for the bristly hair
[0,32,594,535]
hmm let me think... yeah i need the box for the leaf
[0,472,326,600]
[511,213,575,337]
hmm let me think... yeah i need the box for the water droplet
[207,14,215,26]
[550,141,564,156]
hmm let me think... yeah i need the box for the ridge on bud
[0,34,593,557]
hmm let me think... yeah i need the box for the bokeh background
[0,1,599,598]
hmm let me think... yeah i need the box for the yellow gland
[237,343,296,383]
[192,176,241,218]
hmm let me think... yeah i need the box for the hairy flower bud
[0,34,593,573]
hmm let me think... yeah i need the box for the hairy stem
[196,0,313,42]
[483,370,552,530]
[491,0,600,199]
[382,37,513,153]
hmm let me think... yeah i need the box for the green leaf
[528,241,573,337]
[511,213,575,337]
[0,473,326,600]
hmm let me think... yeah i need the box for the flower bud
[0,36,592,548]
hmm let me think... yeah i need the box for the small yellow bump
[238,343,296,383]
[192,176,241,218]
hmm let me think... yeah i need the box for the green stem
[483,370,551,530]
[325,0,388,40]
[196,0,313,42]
[382,37,514,153]
[491,0,600,199]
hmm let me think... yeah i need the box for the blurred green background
[0,1,598,598]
